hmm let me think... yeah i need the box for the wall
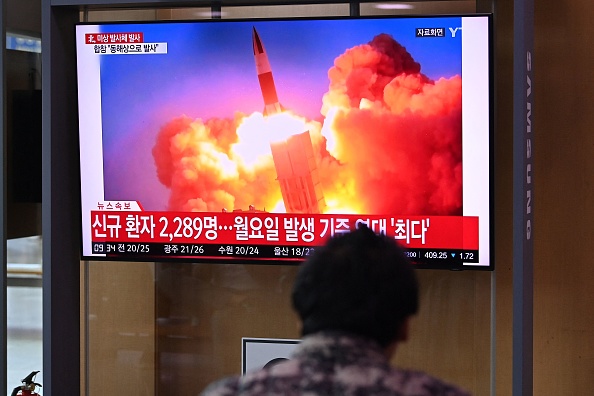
[397,271,492,394]
[145,265,492,394]
[85,262,156,396]
[491,0,594,393]
[7,0,41,33]
[533,1,594,393]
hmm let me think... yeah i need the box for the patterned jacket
[201,331,471,396]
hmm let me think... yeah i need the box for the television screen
[76,14,493,269]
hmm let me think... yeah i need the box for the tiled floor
[7,236,43,394]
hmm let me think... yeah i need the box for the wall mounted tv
[76,14,493,270]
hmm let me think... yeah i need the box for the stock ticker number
[235,246,259,255]
[290,247,315,257]
[127,243,149,253]
[404,251,418,259]
[460,252,474,260]
[424,251,448,260]
[180,245,205,254]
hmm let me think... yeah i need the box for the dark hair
[291,224,419,348]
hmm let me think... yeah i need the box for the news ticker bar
[91,242,479,265]
[90,211,479,250]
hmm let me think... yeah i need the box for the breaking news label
[85,33,144,44]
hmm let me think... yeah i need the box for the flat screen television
[75,14,493,270]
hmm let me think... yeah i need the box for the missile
[252,27,283,116]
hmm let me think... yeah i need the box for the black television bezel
[75,13,494,271]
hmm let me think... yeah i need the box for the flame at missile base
[153,33,463,216]
[233,112,314,167]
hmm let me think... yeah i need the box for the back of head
[291,224,419,348]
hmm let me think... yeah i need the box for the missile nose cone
[252,27,264,55]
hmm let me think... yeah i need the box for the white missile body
[252,28,283,116]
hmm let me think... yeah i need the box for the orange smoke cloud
[152,114,283,212]
[321,33,424,116]
[318,34,462,216]
[153,33,462,216]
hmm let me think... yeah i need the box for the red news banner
[91,211,478,250]
[85,32,144,44]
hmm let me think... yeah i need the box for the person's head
[291,224,419,349]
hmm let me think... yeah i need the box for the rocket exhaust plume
[252,27,283,116]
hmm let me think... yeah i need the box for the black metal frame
[0,1,6,393]
[41,4,81,395]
